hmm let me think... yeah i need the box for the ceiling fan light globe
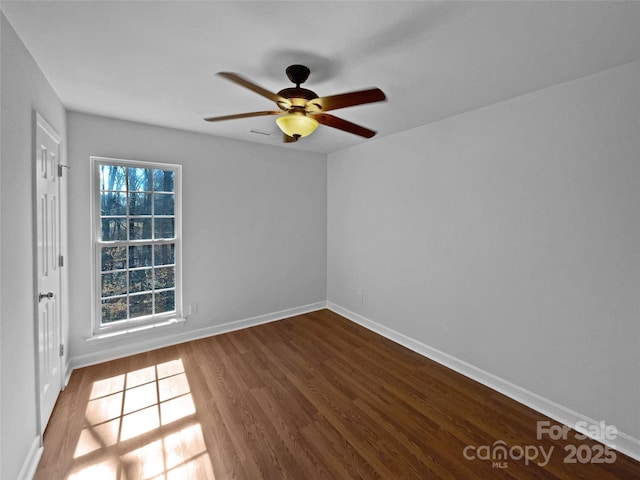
[276,113,318,138]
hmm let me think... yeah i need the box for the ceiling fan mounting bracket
[286,64,311,87]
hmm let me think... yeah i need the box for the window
[92,157,182,334]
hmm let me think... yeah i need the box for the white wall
[67,112,327,365]
[328,61,640,441]
[0,13,68,480]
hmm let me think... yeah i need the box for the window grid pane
[98,161,178,326]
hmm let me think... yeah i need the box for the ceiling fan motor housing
[277,87,319,109]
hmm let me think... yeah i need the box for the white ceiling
[2,1,639,154]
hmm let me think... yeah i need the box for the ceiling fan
[204,64,386,143]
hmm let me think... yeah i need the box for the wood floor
[36,309,640,479]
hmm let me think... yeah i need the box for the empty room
[1,1,639,479]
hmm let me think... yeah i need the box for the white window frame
[91,156,183,337]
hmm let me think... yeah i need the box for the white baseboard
[69,301,327,371]
[64,359,72,389]
[327,302,640,463]
[17,436,43,480]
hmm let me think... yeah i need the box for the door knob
[38,291,54,302]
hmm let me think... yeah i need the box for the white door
[35,113,62,430]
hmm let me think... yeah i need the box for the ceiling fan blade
[283,133,298,143]
[204,111,282,122]
[307,88,386,112]
[312,113,377,138]
[218,72,288,106]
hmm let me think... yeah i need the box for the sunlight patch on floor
[70,358,215,479]
[67,458,119,480]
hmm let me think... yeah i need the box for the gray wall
[1,13,68,480]
[328,60,640,439]
[67,112,327,363]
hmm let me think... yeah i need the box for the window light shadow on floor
[67,359,215,479]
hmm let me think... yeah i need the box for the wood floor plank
[35,310,640,479]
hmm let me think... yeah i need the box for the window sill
[86,317,186,344]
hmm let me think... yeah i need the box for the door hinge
[58,164,71,177]
[59,344,64,357]
[59,255,64,267]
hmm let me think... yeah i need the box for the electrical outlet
[357,291,364,304]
